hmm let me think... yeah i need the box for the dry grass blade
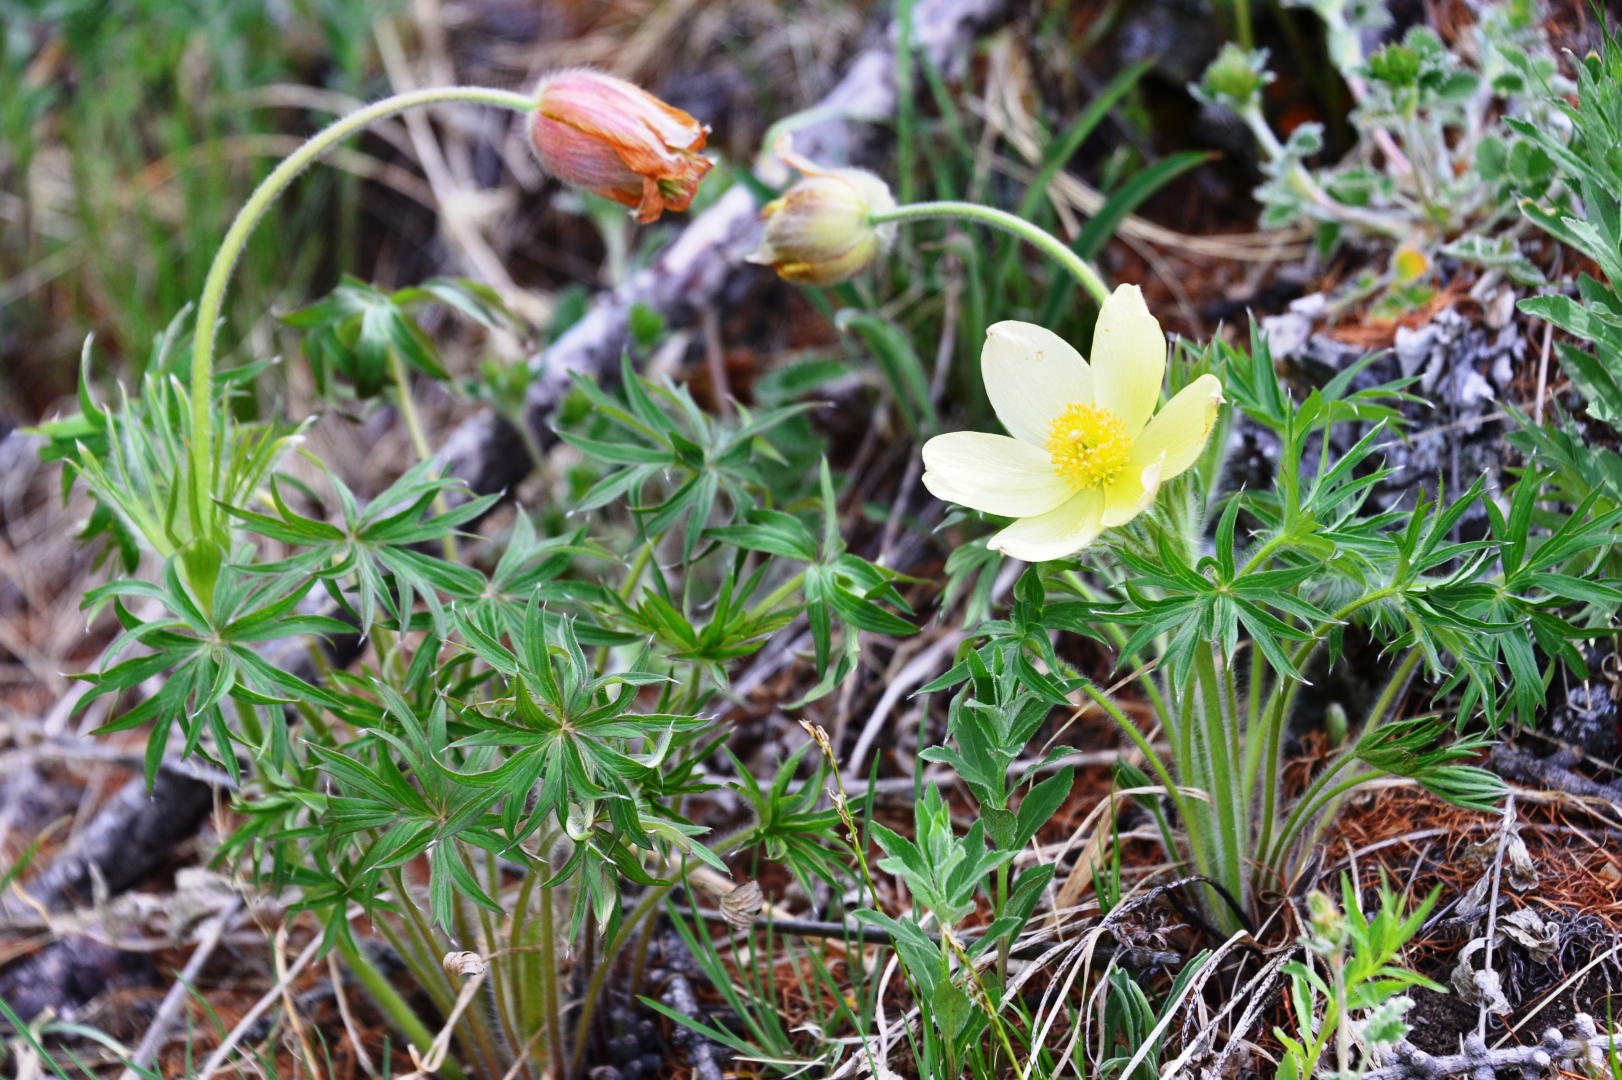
[116,896,243,1080]
[196,926,324,1080]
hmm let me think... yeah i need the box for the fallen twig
[659,971,726,1080]
[1489,743,1622,806]
[1368,1019,1622,1080]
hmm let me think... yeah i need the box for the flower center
[1046,403,1131,490]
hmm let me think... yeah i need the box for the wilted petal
[1090,284,1166,437]
[921,432,1074,517]
[531,69,713,223]
[986,488,1106,562]
[1127,373,1225,483]
[982,321,1094,447]
[529,115,645,203]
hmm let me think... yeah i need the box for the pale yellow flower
[921,284,1224,562]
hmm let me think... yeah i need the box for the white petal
[986,488,1105,562]
[1101,453,1164,528]
[1128,373,1225,482]
[1090,284,1166,436]
[982,321,1093,447]
[921,432,1074,517]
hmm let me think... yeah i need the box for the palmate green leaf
[1354,717,1505,810]
[446,598,718,873]
[704,509,817,561]
[228,459,495,640]
[562,359,814,563]
[728,742,844,891]
[76,560,350,785]
[280,274,474,398]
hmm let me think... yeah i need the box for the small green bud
[1196,43,1274,109]
[1325,702,1348,747]
[1366,42,1420,88]
[1305,889,1348,952]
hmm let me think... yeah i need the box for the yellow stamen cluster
[1047,402,1131,490]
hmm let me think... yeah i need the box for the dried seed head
[720,880,764,929]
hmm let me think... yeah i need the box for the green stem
[569,827,761,1079]
[389,347,459,563]
[868,202,1111,305]
[1271,771,1382,875]
[1252,586,1398,876]
[1362,647,1419,734]
[1061,571,1172,732]
[508,856,542,1048]
[1193,642,1244,924]
[747,568,807,622]
[1233,0,1254,50]
[620,542,654,601]
[1081,684,1201,857]
[894,0,916,207]
[188,86,537,519]
[571,882,675,1078]
[995,860,1009,987]
[1237,532,1290,578]
[336,932,466,1080]
[1279,649,1422,872]
[1242,638,1266,790]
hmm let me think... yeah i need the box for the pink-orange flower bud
[748,141,896,286]
[529,69,713,224]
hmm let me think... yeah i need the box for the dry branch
[1367,1020,1622,1080]
[1488,743,1622,806]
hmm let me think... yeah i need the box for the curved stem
[1270,770,1381,874]
[748,568,807,621]
[1283,649,1422,870]
[188,85,537,513]
[868,201,1111,306]
[1237,531,1290,578]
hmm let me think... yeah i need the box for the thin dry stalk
[276,922,325,1080]
[326,950,378,1079]
[197,927,324,1080]
[117,896,243,1080]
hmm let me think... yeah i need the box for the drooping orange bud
[529,70,712,224]
[748,139,896,286]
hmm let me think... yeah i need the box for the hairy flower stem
[1269,648,1424,877]
[867,202,1111,306]
[187,86,537,524]
[1253,588,1400,879]
[1081,683,1207,874]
